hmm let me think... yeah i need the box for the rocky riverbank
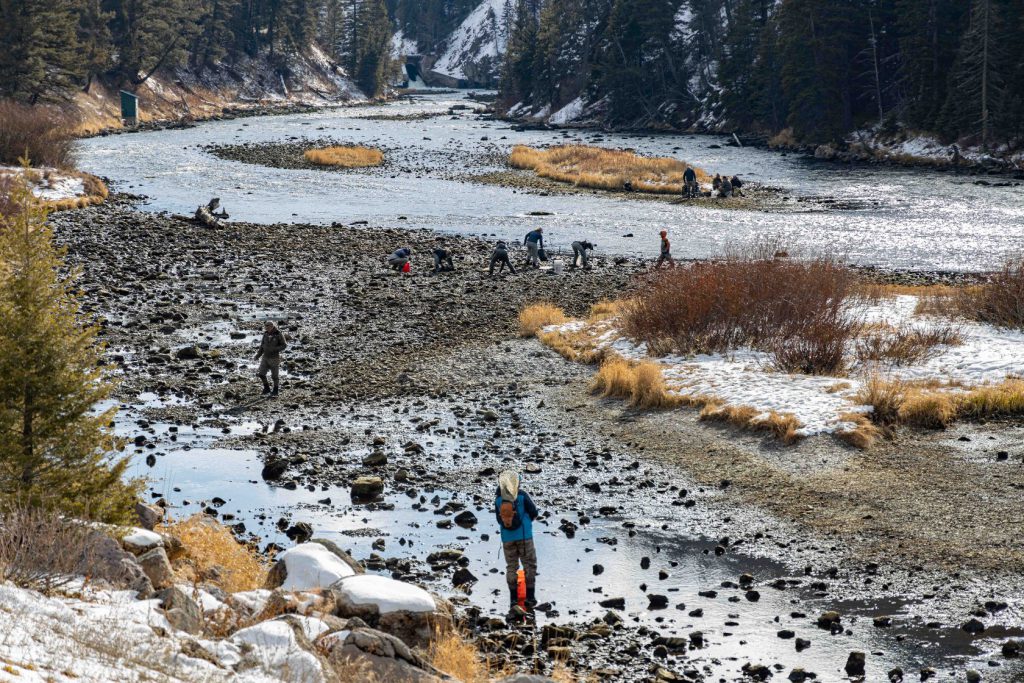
[46,198,1024,681]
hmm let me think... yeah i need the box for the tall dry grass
[509,145,709,194]
[855,323,962,366]
[157,514,268,593]
[622,246,860,375]
[0,101,76,169]
[519,303,568,337]
[429,628,509,682]
[304,145,384,168]
[858,376,1024,430]
[0,505,99,594]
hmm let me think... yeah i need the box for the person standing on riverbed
[496,470,539,615]
[656,230,675,269]
[523,228,544,269]
[255,321,287,397]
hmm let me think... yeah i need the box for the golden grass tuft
[158,514,268,593]
[857,375,906,425]
[304,145,384,168]
[630,361,678,409]
[898,390,958,428]
[588,300,621,321]
[590,356,636,400]
[958,379,1024,419]
[519,303,568,337]
[835,412,882,449]
[699,402,804,443]
[753,411,803,444]
[429,628,509,682]
[509,144,709,194]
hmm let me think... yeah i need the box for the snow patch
[549,97,585,126]
[332,574,436,614]
[276,542,357,591]
[432,0,507,81]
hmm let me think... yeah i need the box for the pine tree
[77,0,115,91]
[0,0,85,102]
[0,175,141,525]
[939,0,1012,148]
[499,0,538,107]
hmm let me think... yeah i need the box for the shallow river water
[77,91,1024,272]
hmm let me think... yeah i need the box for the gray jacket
[256,330,287,362]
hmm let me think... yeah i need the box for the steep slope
[428,0,508,86]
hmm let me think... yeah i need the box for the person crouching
[388,247,412,272]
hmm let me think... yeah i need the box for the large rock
[158,586,203,634]
[134,501,165,530]
[137,547,175,590]
[329,575,452,649]
[121,528,164,555]
[232,616,325,681]
[497,676,558,683]
[351,476,384,500]
[85,530,154,597]
[321,626,446,683]
[266,542,361,591]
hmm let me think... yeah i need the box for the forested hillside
[501,0,1024,150]
[0,0,394,101]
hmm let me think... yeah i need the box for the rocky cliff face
[427,0,508,87]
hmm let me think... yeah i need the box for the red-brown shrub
[958,257,1024,329]
[0,101,76,168]
[622,248,859,374]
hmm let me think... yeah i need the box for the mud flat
[52,199,1024,681]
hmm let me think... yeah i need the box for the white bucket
[551,259,564,275]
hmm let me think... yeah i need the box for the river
[77,91,1024,272]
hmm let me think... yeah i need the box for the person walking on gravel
[255,321,287,396]
[523,228,544,269]
[495,470,540,616]
[656,230,675,269]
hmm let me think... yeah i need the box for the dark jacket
[573,240,594,252]
[494,488,539,543]
[256,330,287,362]
[524,230,543,248]
[390,247,411,260]
[731,176,743,188]
[683,167,697,182]
[493,241,509,256]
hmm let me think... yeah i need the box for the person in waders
[495,470,539,617]
[255,321,287,396]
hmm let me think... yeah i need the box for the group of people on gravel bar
[258,228,676,395]
[385,228,600,276]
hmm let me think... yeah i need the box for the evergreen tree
[0,0,85,102]
[352,0,393,96]
[939,0,1013,148]
[500,0,539,107]
[0,176,141,525]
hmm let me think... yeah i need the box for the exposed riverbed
[56,90,1024,681]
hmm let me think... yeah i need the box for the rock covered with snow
[266,540,363,592]
[231,615,328,681]
[329,574,451,648]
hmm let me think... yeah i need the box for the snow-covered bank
[542,294,1024,441]
[0,166,107,209]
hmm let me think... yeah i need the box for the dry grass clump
[304,145,384,168]
[768,127,797,148]
[429,628,507,682]
[835,412,882,449]
[537,326,604,363]
[958,379,1024,418]
[857,376,1024,431]
[0,101,77,168]
[699,402,804,444]
[0,505,99,594]
[589,357,681,409]
[588,300,620,321]
[622,244,860,375]
[158,514,268,593]
[855,323,962,366]
[519,303,568,337]
[509,145,709,194]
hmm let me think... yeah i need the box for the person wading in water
[495,470,539,617]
